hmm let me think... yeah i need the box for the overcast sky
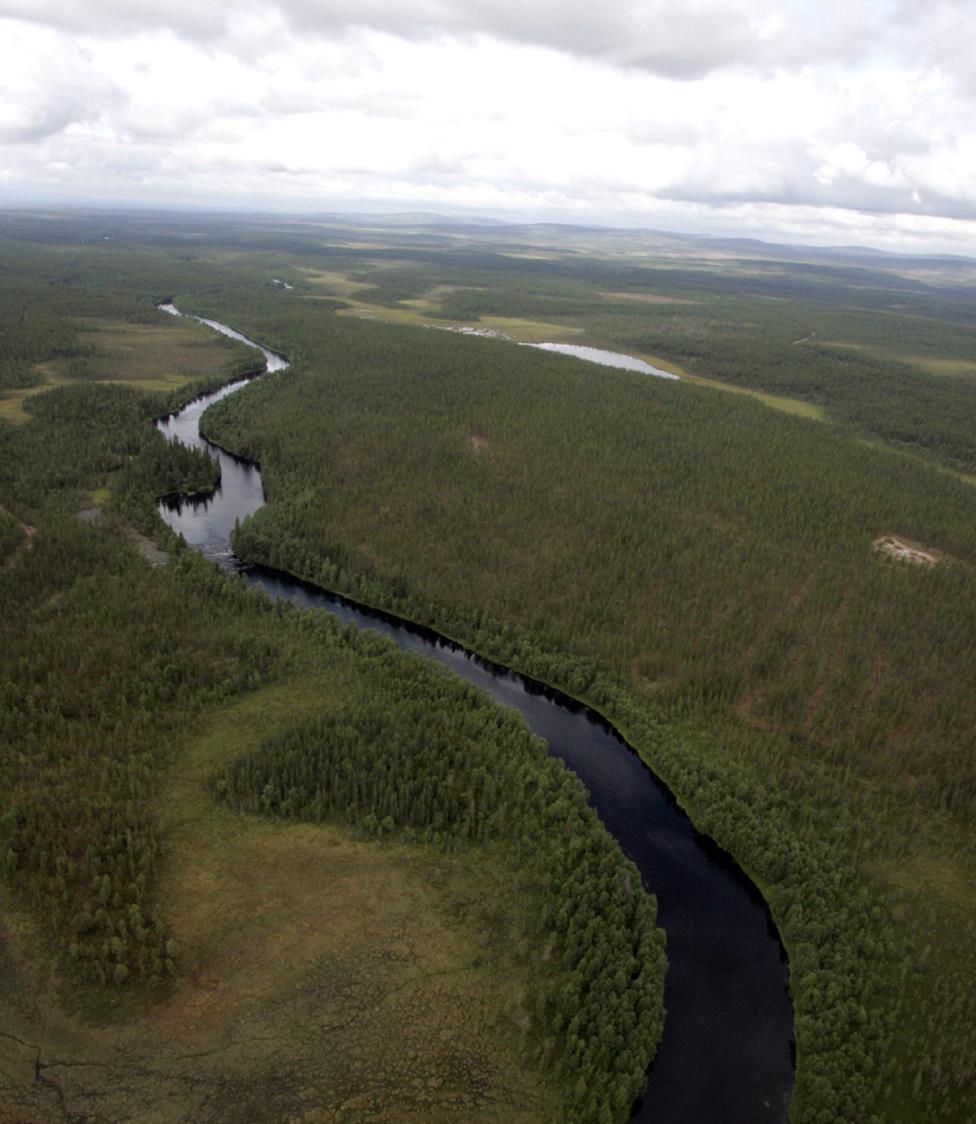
[2,0,976,251]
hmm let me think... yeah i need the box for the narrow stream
[157,305,795,1123]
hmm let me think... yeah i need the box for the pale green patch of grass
[871,852,976,912]
[108,373,191,391]
[69,318,248,385]
[297,267,373,296]
[333,239,401,250]
[336,301,439,327]
[158,671,352,836]
[0,320,250,422]
[900,356,976,378]
[0,367,72,423]
[400,296,443,312]
[647,355,826,420]
[600,290,702,306]
[399,285,481,316]
[821,339,866,351]
[855,434,976,489]
[822,340,976,379]
[865,840,976,1120]
[478,316,585,342]
[336,301,588,344]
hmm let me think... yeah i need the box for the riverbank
[159,304,795,1121]
[186,297,976,1121]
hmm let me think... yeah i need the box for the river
[156,306,794,1123]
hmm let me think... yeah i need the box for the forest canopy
[3,209,976,1121]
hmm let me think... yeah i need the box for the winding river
[156,305,795,1122]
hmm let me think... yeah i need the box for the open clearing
[873,533,944,566]
[334,298,585,344]
[0,677,554,1124]
[637,354,826,420]
[301,266,586,344]
[904,356,976,378]
[599,290,701,306]
[0,373,72,423]
[298,268,374,297]
[822,340,976,380]
[476,316,584,342]
[68,318,252,389]
[0,318,251,423]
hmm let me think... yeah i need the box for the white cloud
[0,0,921,77]
[0,22,124,143]
[1,3,975,252]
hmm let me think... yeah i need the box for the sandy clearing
[873,534,944,567]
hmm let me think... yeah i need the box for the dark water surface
[157,307,794,1123]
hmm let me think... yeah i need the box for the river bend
[156,305,795,1123]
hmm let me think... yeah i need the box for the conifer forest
[2,209,976,1122]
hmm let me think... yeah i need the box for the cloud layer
[2,0,976,250]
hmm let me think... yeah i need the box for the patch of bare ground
[468,435,489,452]
[873,533,945,567]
